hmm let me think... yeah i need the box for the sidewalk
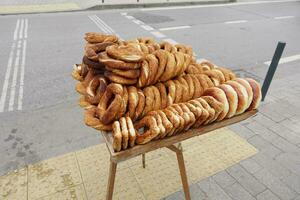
[0,0,231,14]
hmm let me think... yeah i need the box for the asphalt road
[0,0,299,175]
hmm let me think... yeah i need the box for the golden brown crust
[201,96,224,123]
[182,75,195,100]
[236,78,253,109]
[152,86,161,111]
[218,84,238,118]
[164,109,180,136]
[119,86,129,118]
[160,51,176,82]
[180,103,196,130]
[135,115,160,144]
[84,32,118,43]
[245,78,261,110]
[112,121,122,152]
[104,71,137,85]
[143,86,155,115]
[191,75,202,99]
[120,117,129,150]
[99,52,140,70]
[105,67,140,79]
[170,105,186,134]
[157,110,173,138]
[156,83,168,109]
[177,76,190,102]
[189,99,209,128]
[165,80,176,106]
[84,107,112,131]
[202,87,229,121]
[173,80,183,103]
[195,74,209,92]
[97,83,123,124]
[196,98,216,125]
[137,60,149,87]
[127,86,139,119]
[225,81,249,115]
[106,43,144,62]
[75,82,86,95]
[126,116,136,147]
[153,50,167,83]
[79,95,94,110]
[85,42,115,61]
[145,54,159,85]
[135,89,146,120]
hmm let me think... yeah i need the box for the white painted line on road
[159,25,191,31]
[141,25,154,31]
[13,19,20,41]
[274,16,295,20]
[89,15,110,34]
[125,15,134,19]
[163,38,178,45]
[121,12,127,16]
[8,41,21,111]
[264,54,300,65]
[24,19,28,39]
[133,19,144,25]
[225,20,248,24]
[141,0,300,11]
[19,19,24,39]
[150,31,166,38]
[96,16,115,34]
[0,42,16,112]
[18,39,27,110]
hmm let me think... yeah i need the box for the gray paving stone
[224,182,255,200]
[163,190,184,200]
[281,119,300,134]
[189,183,209,200]
[239,158,263,174]
[245,121,279,143]
[268,123,300,145]
[275,153,300,177]
[259,103,288,122]
[271,137,300,153]
[226,164,266,196]
[253,113,278,128]
[293,195,300,200]
[247,135,282,158]
[251,153,291,180]
[229,124,255,140]
[212,170,236,188]
[254,169,296,200]
[256,189,280,200]
[197,177,232,200]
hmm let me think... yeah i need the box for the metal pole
[261,42,286,101]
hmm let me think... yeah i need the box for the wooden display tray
[101,109,258,200]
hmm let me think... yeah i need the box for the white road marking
[18,33,28,111]
[274,16,295,19]
[150,31,166,38]
[24,19,28,39]
[141,25,154,31]
[0,42,16,112]
[89,15,110,34]
[159,25,191,31]
[225,20,248,24]
[19,19,24,39]
[8,41,21,111]
[121,12,127,16]
[125,15,134,19]
[96,16,115,34]
[163,38,178,45]
[264,54,300,65]
[13,19,20,41]
[133,19,144,25]
[141,0,300,11]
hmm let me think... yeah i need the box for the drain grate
[131,12,174,24]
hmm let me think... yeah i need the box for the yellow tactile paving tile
[28,153,82,200]
[37,184,87,200]
[0,127,258,200]
[0,168,27,200]
[0,3,80,14]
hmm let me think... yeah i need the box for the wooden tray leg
[167,145,191,200]
[142,153,146,168]
[106,160,117,200]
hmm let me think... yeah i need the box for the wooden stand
[101,110,257,200]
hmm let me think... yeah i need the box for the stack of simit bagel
[72,32,261,152]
